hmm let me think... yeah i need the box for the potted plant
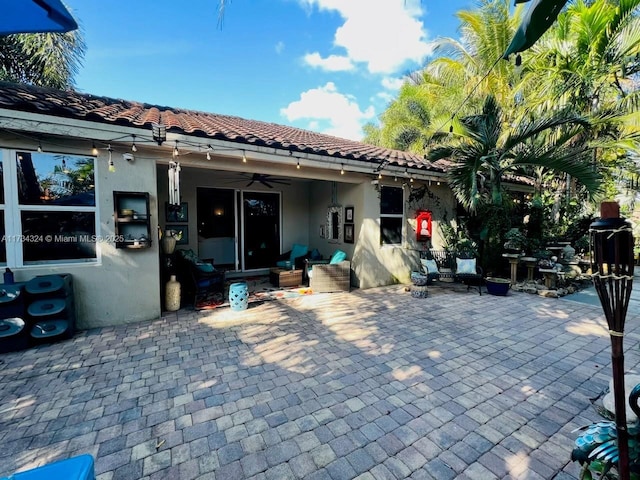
[485,277,511,296]
[503,228,526,254]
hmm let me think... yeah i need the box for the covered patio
[0,286,635,479]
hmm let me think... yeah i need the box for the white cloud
[297,0,434,74]
[275,41,285,54]
[303,52,354,71]
[281,82,375,140]
[381,76,404,91]
[376,91,394,103]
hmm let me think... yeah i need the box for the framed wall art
[344,223,354,244]
[345,206,354,223]
[165,202,188,223]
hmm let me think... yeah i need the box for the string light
[296,159,301,170]
[206,145,212,161]
[340,164,345,175]
[242,150,247,163]
[108,144,115,173]
[410,176,414,183]
[37,142,42,153]
[394,176,398,182]
[92,142,98,156]
[173,141,179,158]
[131,135,137,152]
[404,168,409,177]
[378,172,383,180]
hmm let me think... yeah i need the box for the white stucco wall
[9,146,161,330]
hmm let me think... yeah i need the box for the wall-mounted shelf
[114,191,152,249]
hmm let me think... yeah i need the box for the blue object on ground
[0,454,95,480]
[229,282,249,311]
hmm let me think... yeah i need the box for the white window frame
[1,148,100,268]
[379,185,405,246]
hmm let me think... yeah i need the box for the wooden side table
[269,268,303,288]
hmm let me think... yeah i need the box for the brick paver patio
[1,284,638,479]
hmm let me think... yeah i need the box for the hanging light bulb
[449,125,454,134]
[173,141,179,158]
[91,142,98,156]
[410,176,414,183]
[296,160,301,170]
[404,168,409,177]
[37,142,42,153]
[108,145,115,173]
[206,145,212,161]
[242,150,247,163]
[131,135,137,152]
[378,172,382,180]
[394,176,398,182]
[61,158,70,174]
[340,164,345,175]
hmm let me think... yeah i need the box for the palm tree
[0,29,85,89]
[427,95,601,211]
[364,0,524,148]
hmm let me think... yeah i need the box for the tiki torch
[590,201,635,480]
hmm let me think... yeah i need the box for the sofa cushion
[456,257,477,275]
[178,249,215,272]
[329,250,347,264]
[290,243,309,262]
[420,259,439,275]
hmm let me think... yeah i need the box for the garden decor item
[485,277,510,296]
[587,201,635,480]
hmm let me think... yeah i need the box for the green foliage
[0,29,86,89]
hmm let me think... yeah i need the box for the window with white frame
[1,150,97,266]
[380,185,404,245]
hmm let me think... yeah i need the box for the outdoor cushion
[456,257,477,275]
[329,250,347,264]
[178,249,215,272]
[420,259,439,275]
[277,244,308,269]
[310,248,322,260]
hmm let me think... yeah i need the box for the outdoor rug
[193,275,313,310]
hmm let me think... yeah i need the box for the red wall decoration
[416,210,432,241]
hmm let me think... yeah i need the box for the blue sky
[64,0,474,140]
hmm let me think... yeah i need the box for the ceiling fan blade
[260,180,275,188]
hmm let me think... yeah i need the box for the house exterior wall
[306,179,457,289]
[2,140,161,330]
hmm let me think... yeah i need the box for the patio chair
[454,252,484,295]
[175,249,225,309]
[275,243,309,270]
[306,250,351,292]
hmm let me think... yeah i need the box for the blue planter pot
[486,277,510,296]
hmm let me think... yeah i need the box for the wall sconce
[152,123,166,145]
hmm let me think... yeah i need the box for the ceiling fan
[245,173,291,189]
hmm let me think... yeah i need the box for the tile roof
[0,81,448,173]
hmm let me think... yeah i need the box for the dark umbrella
[503,0,569,59]
[590,202,635,480]
[1,0,78,36]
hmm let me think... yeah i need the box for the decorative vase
[161,234,177,254]
[165,275,181,311]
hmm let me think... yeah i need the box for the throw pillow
[456,258,477,275]
[330,250,347,264]
[290,243,309,263]
[420,259,439,275]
